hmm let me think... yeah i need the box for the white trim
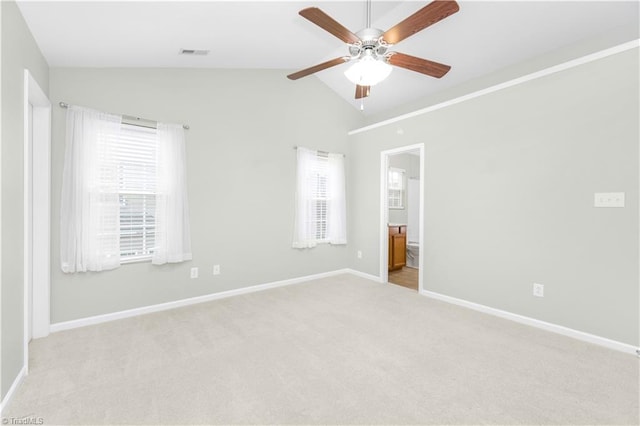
[23,70,51,380]
[380,151,389,284]
[346,268,383,283]
[42,268,638,357]
[0,0,2,405]
[348,40,640,136]
[421,290,639,355]
[380,144,425,292]
[23,72,30,371]
[50,269,352,332]
[417,145,424,292]
[0,366,27,416]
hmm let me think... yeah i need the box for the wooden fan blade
[299,7,360,44]
[383,1,459,45]
[388,52,451,78]
[287,57,349,80]
[355,85,370,99]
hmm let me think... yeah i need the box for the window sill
[121,255,153,265]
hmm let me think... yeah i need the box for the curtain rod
[59,102,190,130]
[293,146,345,157]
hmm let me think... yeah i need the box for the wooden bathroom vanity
[388,224,406,271]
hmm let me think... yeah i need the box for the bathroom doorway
[380,144,424,292]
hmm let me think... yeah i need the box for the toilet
[406,241,419,268]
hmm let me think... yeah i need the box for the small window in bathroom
[388,167,405,209]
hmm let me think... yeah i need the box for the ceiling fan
[287,0,460,101]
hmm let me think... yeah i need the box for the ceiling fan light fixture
[344,56,392,86]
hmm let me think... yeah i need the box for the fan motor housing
[350,28,389,58]
[356,27,384,41]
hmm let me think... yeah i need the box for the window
[61,105,191,273]
[388,167,405,209]
[310,154,329,241]
[108,124,158,262]
[293,147,347,248]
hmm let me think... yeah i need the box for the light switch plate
[594,192,625,208]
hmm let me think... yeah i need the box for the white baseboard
[421,289,639,356]
[48,269,639,356]
[345,268,383,283]
[50,269,352,333]
[0,366,27,416]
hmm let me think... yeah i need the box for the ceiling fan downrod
[365,0,371,29]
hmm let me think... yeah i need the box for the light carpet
[4,274,639,424]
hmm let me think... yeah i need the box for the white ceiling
[17,1,639,115]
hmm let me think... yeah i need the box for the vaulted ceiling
[17,1,640,115]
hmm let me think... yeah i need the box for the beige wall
[49,68,363,323]
[1,1,49,399]
[348,48,639,346]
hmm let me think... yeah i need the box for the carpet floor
[5,274,639,424]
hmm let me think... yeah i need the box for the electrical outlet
[533,283,544,297]
[213,265,220,275]
[190,267,198,279]
[357,250,362,259]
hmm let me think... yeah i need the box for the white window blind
[310,153,329,241]
[388,167,405,209]
[104,123,158,262]
[293,147,347,248]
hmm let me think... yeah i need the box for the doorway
[23,70,51,371]
[380,144,424,292]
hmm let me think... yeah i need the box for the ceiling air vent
[179,48,209,56]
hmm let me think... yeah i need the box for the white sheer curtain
[60,106,122,272]
[292,147,318,248]
[292,147,347,248]
[152,123,192,264]
[326,153,347,244]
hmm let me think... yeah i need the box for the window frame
[388,167,405,210]
[310,152,330,244]
[109,122,159,264]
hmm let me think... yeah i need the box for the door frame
[23,69,51,371]
[379,143,425,291]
